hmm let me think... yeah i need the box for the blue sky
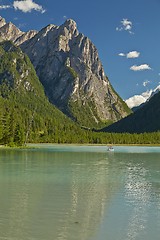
[0,0,160,100]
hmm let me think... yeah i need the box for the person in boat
[107,145,114,151]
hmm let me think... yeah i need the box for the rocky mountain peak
[21,19,131,127]
[43,24,57,33]
[0,17,38,45]
[15,30,38,46]
[0,21,24,42]
[60,19,79,37]
[0,16,6,28]
[63,19,77,30]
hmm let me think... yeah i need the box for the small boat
[107,146,114,152]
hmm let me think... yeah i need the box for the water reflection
[0,149,160,240]
[124,161,151,240]
[92,153,160,240]
[0,149,121,240]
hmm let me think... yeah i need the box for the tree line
[1,95,160,146]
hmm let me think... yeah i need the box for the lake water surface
[0,145,160,240]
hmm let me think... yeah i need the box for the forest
[1,93,160,147]
[0,41,160,147]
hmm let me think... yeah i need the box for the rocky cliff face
[0,40,87,146]
[0,22,24,42]
[0,17,37,44]
[15,30,38,46]
[0,16,6,28]
[21,19,131,127]
[0,16,131,128]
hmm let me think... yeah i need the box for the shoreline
[28,143,160,146]
[1,143,160,149]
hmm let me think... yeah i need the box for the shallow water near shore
[0,145,160,240]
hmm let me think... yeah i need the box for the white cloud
[118,51,140,59]
[116,18,134,34]
[143,80,150,87]
[125,90,152,108]
[127,51,140,58]
[130,64,151,71]
[0,5,11,9]
[118,53,126,57]
[122,19,132,30]
[125,85,160,108]
[125,95,149,108]
[13,0,45,13]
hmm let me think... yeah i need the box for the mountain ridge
[0,16,37,45]
[1,16,160,143]
[0,16,131,130]
[0,41,92,145]
[20,18,131,128]
[102,89,160,133]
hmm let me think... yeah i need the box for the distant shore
[28,143,160,146]
[1,143,160,150]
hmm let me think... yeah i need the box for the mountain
[0,16,6,28]
[0,16,131,130]
[0,41,89,145]
[102,90,160,133]
[0,22,24,42]
[15,30,38,46]
[148,85,160,99]
[125,85,160,110]
[0,16,37,45]
[20,19,131,128]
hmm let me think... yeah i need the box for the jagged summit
[58,18,79,39]
[0,16,131,128]
[0,16,37,45]
[0,16,6,28]
[0,22,24,41]
[62,19,77,32]
[20,19,131,127]
[15,30,38,46]
[65,18,77,25]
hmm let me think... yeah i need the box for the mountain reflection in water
[0,147,160,240]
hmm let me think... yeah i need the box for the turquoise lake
[0,145,160,240]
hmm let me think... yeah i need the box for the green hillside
[102,91,160,133]
[1,41,160,146]
[0,41,90,146]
